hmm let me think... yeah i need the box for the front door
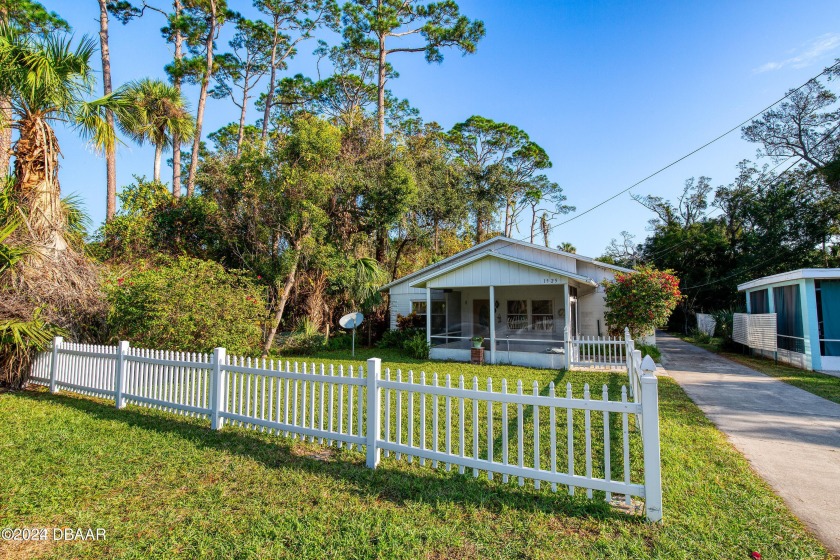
[569,296,578,338]
[473,299,491,338]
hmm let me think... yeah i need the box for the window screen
[749,289,769,314]
[773,285,804,353]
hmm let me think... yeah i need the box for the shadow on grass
[13,387,642,523]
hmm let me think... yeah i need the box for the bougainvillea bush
[602,266,682,339]
[106,257,266,354]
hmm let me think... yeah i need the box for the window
[412,300,446,334]
[507,300,528,330]
[773,285,804,353]
[750,289,769,314]
[532,300,554,331]
[506,300,555,332]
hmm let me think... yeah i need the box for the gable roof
[380,235,631,291]
[407,250,599,288]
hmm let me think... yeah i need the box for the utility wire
[540,60,840,235]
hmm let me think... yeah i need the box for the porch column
[426,287,432,348]
[564,283,571,359]
[489,285,496,364]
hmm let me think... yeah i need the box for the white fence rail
[29,337,663,522]
[568,335,629,369]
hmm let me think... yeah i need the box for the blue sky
[44,0,840,257]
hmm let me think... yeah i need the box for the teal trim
[804,279,821,371]
[797,280,815,370]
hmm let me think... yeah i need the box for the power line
[542,60,840,234]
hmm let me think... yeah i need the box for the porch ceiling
[408,251,598,289]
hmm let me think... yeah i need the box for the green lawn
[0,352,829,559]
[676,333,840,405]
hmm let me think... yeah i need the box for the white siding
[427,256,568,288]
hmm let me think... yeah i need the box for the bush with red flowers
[602,266,682,340]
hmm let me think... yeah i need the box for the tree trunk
[98,0,117,221]
[153,143,163,182]
[377,29,387,140]
[236,88,248,154]
[475,212,483,244]
[13,117,67,255]
[172,0,183,197]
[261,19,279,142]
[0,98,12,176]
[187,4,217,197]
[262,245,301,356]
[375,227,387,264]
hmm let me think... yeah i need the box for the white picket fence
[568,335,630,369]
[29,336,662,522]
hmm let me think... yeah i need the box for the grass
[676,333,840,405]
[0,351,830,559]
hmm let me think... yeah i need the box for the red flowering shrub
[602,266,682,339]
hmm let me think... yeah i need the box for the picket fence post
[115,340,129,409]
[366,357,381,469]
[640,355,662,522]
[210,347,227,430]
[49,336,63,394]
[624,327,633,395]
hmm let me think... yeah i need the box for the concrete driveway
[657,332,840,556]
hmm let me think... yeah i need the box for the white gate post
[211,347,227,430]
[640,356,662,522]
[49,336,63,394]
[366,358,381,469]
[115,341,129,409]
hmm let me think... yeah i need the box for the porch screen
[818,280,840,356]
[749,289,769,314]
[773,285,804,353]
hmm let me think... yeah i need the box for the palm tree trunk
[171,0,184,197]
[98,0,117,221]
[187,3,217,197]
[13,117,67,255]
[0,98,12,175]
[154,144,163,182]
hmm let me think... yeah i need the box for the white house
[380,236,632,369]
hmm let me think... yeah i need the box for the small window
[413,300,446,334]
[507,300,528,330]
[532,300,554,331]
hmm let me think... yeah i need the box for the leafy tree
[446,116,552,242]
[183,0,231,197]
[557,242,576,253]
[256,0,337,141]
[121,78,196,182]
[106,256,265,354]
[742,79,840,170]
[340,0,484,139]
[602,266,682,339]
[211,17,273,153]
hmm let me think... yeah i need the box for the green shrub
[636,343,661,362]
[377,327,420,350]
[283,317,326,353]
[403,332,430,360]
[106,257,265,354]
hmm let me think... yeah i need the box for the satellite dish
[339,312,364,356]
[339,312,364,330]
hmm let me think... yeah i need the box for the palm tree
[121,78,195,183]
[0,25,128,255]
[558,242,576,254]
